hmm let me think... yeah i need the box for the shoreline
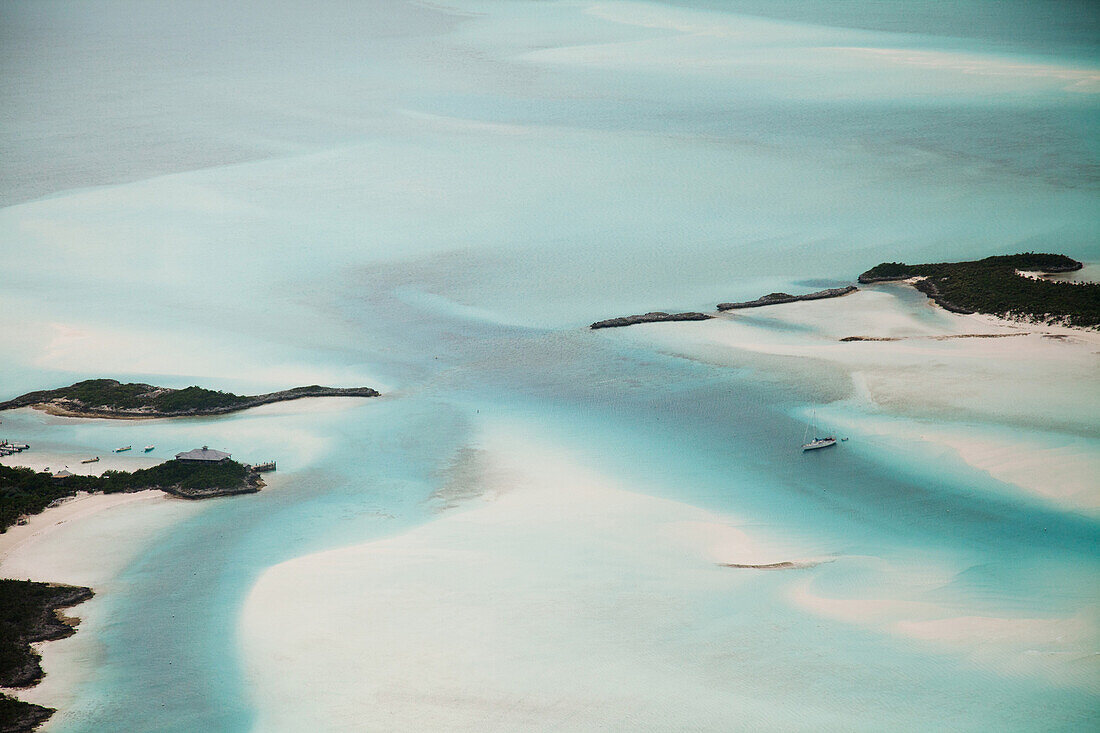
[857,254,1098,327]
[0,490,173,574]
[0,490,206,725]
[609,288,1100,514]
[36,403,160,420]
[1,384,380,421]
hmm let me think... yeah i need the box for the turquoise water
[1,0,1098,730]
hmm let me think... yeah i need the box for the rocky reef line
[716,285,858,311]
[589,285,858,329]
[590,312,714,329]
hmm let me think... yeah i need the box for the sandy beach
[0,489,207,718]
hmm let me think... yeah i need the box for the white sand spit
[241,428,841,732]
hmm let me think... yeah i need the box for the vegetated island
[0,459,263,534]
[858,253,1098,328]
[0,457,266,730]
[590,312,713,329]
[0,379,380,419]
[0,580,94,732]
[716,285,858,311]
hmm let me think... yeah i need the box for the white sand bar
[242,428,853,732]
[611,287,1100,513]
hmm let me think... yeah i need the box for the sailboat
[801,411,837,451]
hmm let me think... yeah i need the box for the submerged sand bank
[242,426,839,732]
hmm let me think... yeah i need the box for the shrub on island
[859,253,1097,328]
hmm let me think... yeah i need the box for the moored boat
[801,411,837,451]
[802,437,837,451]
[81,456,100,464]
[144,445,155,452]
[115,445,132,453]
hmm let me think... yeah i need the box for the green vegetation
[141,385,248,412]
[71,459,252,495]
[0,693,53,733]
[0,459,255,730]
[0,469,73,538]
[0,379,248,414]
[0,380,379,418]
[859,253,1098,328]
[0,580,93,732]
[0,460,254,533]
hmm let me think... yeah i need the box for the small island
[716,285,858,311]
[0,380,380,419]
[0,580,94,732]
[858,253,1097,328]
[0,455,263,534]
[0,450,267,730]
[590,312,714,329]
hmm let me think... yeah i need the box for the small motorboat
[81,456,100,464]
[144,445,155,452]
[115,445,132,453]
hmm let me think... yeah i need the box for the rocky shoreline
[855,254,1097,328]
[1,583,94,689]
[590,285,858,329]
[161,470,265,500]
[716,285,858,310]
[0,383,380,420]
[590,312,714,329]
[591,253,1094,331]
[0,580,95,733]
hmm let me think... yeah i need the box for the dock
[252,461,276,473]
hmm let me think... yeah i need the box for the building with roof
[52,468,74,479]
[175,446,231,462]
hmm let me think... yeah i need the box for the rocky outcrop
[0,579,93,732]
[839,336,901,342]
[0,699,54,733]
[1,582,94,690]
[912,278,974,314]
[161,471,265,500]
[717,285,857,310]
[857,273,910,284]
[590,312,714,329]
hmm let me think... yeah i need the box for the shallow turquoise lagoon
[1,0,1097,730]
